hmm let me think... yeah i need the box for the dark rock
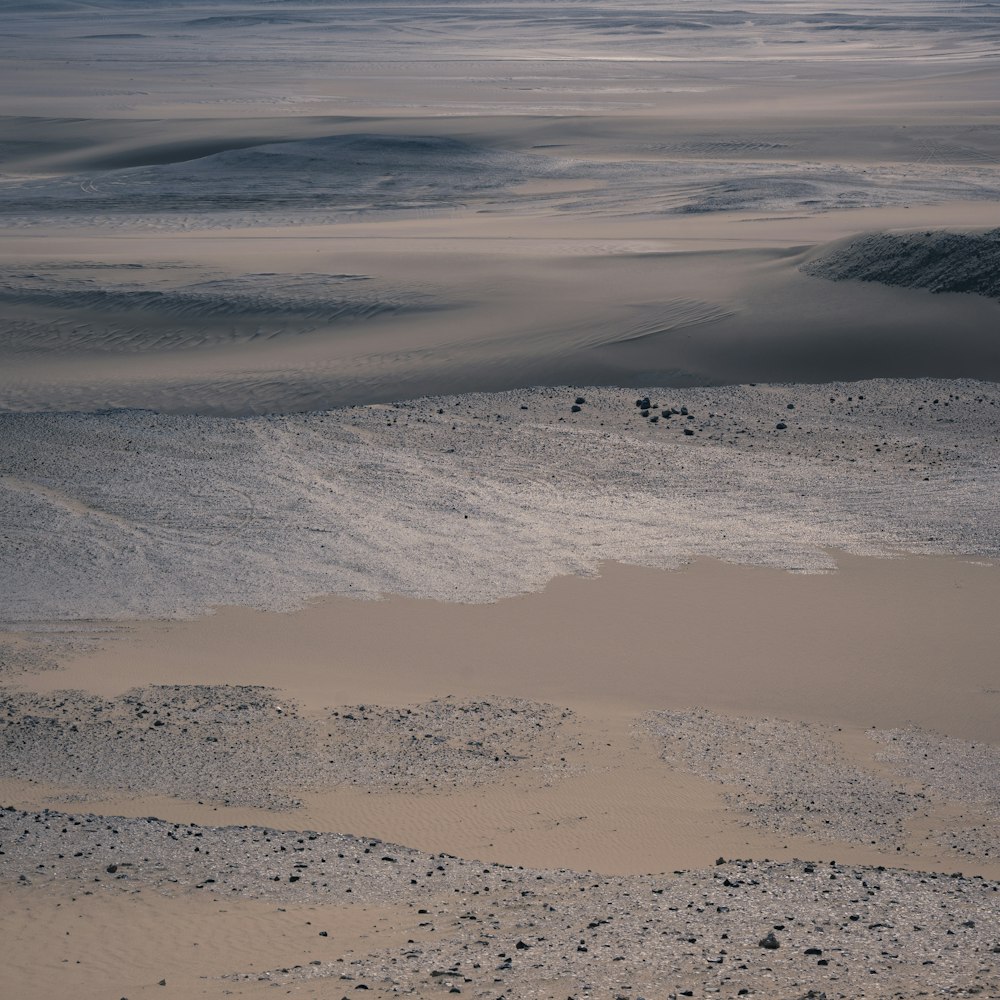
[571,405,582,413]
[575,397,586,405]
[106,863,118,874]
[759,931,780,949]
[776,421,787,430]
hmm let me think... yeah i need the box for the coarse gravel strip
[324,696,579,791]
[1,806,997,999]
[870,728,1000,862]
[1,378,998,626]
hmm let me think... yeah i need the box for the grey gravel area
[0,687,577,806]
[870,728,1000,862]
[802,229,1000,300]
[2,378,998,625]
[324,697,578,790]
[2,807,997,999]
[642,711,916,849]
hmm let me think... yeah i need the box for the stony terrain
[0,687,577,807]
[803,230,1000,300]
[2,378,998,625]
[642,711,916,849]
[2,806,997,999]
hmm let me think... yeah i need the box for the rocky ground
[324,697,578,791]
[642,710,1000,867]
[2,805,997,999]
[869,728,1000,863]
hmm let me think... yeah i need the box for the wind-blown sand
[2,1,999,997]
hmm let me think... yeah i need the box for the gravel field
[870,728,1000,863]
[642,711,916,849]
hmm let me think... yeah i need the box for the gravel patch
[0,687,577,807]
[0,685,319,810]
[1,379,998,625]
[643,710,916,849]
[324,696,577,790]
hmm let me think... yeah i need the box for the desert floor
[2,1,999,998]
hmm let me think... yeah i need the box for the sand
[2,0,1000,997]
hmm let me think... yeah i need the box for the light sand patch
[0,886,422,1000]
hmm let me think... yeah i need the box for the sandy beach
[2,0,999,997]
